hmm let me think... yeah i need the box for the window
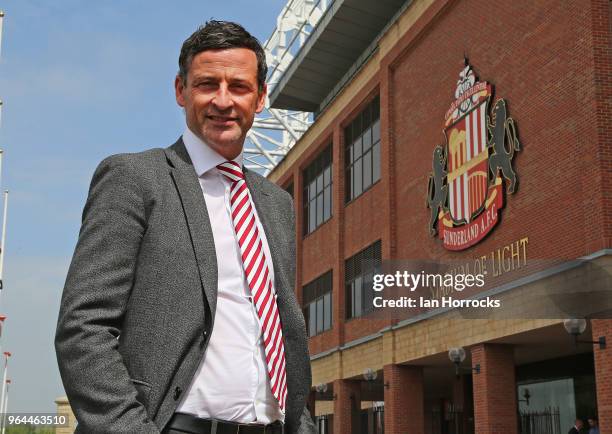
[302,271,333,337]
[303,145,333,235]
[345,95,381,202]
[284,182,294,199]
[345,240,381,319]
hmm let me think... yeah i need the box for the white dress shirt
[176,127,284,423]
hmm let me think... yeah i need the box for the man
[569,419,584,434]
[55,21,316,434]
[588,416,599,434]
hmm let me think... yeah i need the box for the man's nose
[212,84,233,111]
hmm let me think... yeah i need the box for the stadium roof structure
[247,0,409,175]
[269,0,409,113]
[245,0,328,175]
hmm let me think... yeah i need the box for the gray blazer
[55,139,315,433]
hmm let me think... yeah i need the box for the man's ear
[175,75,186,107]
[255,83,267,114]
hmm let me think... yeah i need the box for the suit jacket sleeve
[55,155,160,433]
[297,407,317,434]
[281,192,316,434]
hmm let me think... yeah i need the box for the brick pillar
[383,364,425,434]
[332,123,346,347]
[333,379,361,434]
[592,319,611,434]
[471,344,518,434]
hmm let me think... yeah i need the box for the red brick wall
[276,0,612,358]
[333,379,361,434]
[471,344,517,434]
[592,319,612,434]
[343,184,385,257]
[388,0,610,262]
[302,221,336,283]
[591,0,612,249]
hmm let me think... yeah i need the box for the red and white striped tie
[217,161,288,410]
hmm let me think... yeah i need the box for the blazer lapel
[164,138,218,317]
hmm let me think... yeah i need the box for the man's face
[175,48,266,160]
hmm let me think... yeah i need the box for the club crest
[427,62,520,250]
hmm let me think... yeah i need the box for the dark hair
[178,20,268,91]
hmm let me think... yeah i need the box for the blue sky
[0,0,288,414]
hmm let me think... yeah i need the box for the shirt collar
[182,127,244,177]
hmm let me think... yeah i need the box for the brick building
[266,0,612,433]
